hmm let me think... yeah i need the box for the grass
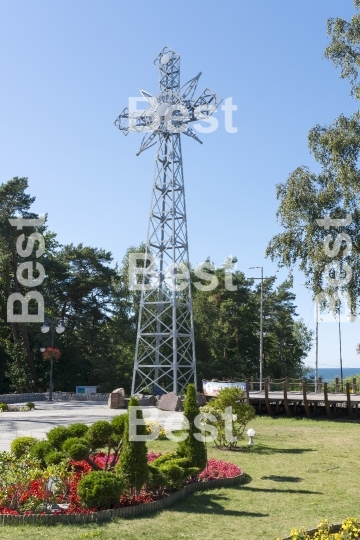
[1,415,360,540]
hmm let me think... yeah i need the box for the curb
[0,473,245,526]
[282,524,341,539]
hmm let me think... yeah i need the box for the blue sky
[1,0,359,370]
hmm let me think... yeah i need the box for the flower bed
[0,452,242,517]
[0,405,32,412]
[279,518,360,540]
[0,385,251,525]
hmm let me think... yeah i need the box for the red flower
[42,347,61,361]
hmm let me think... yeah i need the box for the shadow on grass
[173,492,269,517]
[261,475,303,483]
[241,486,322,495]
[251,445,315,455]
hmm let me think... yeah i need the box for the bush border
[0,472,245,525]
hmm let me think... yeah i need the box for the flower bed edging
[281,524,341,540]
[0,472,245,526]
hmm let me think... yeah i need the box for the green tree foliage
[177,384,207,470]
[117,397,149,494]
[260,279,313,378]
[0,177,136,394]
[192,261,258,381]
[0,177,312,392]
[200,386,256,450]
[325,0,360,99]
[0,177,43,388]
[267,1,360,314]
[193,263,312,381]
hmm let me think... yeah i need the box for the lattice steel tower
[114,46,221,395]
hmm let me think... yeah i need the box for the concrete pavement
[0,401,184,452]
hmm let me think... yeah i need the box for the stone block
[139,396,156,407]
[157,392,181,411]
[108,388,126,409]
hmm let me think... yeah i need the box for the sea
[307,367,360,382]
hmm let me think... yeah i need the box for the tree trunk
[12,255,37,379]
[20,322,37,379]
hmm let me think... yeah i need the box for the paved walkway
[0,401,184,452]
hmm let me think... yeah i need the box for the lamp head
[41,322,50,333]
[247,427,256,445]
[55,320,65,334]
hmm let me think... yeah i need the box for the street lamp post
[249,267,264,391]
[339,313,343,391]
[299,283,319,392]
[40,317,65,401]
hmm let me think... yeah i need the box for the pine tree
[118,397,149,494]
[177,384,207,470]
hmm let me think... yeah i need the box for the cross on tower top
[114,45,222,155]
[153,46,180,91]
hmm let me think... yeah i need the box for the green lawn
[1,416,359,540]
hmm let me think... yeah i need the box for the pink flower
[198,459,242,481]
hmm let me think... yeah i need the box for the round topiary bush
[29,440,54,466]
[26,402,35,410]
[46,426,71,450]
[62,437,89,461]
[66,423,88,438]
[0,403,8,412]
[44,450,67,465]
[77,471,125,509]
[10,436,39,458]
[111,414,127,437]
[86,420,113,448]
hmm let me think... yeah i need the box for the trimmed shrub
[10,436,39,458]
[177,384,207,470]
[86,420,113,448]
[0,403,8,412]
[157,461,184,489]
[47,426,71,450]
[62,437,90,461]
[44,450,67,465]
[117,397,149,493]
[150,454,200,489]
[67,423,88,438]
[150,452,177,467]
[111,414,127,438]
[77,471,125,509]
[29,440,54,466]
[147,464,168,490]
[26,402,35,410]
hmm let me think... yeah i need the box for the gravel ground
[0,401,184,451]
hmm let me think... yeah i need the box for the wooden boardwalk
[245,381,360,419]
